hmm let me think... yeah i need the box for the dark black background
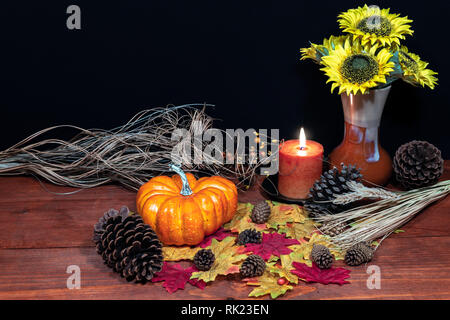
[3,0,450,158]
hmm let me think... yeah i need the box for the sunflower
[338,5,413,47]
[300,35,350,63]
[398,46,438,89]
[320,39,395,95]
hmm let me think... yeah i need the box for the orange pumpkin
[136,164,238,246]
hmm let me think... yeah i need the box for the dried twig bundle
[0,104,275,191]
[315,180,450,250]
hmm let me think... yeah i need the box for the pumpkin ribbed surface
[136,172,237,246]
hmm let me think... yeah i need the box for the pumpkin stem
[170,163,193,196]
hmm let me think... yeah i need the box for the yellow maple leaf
[289,233,344,264]
[245,270,293,299]
[190,236,247,283]
[268,250,310,284]
[162,246,199,261]
[270,264,295,284]
[266,202,307,229]
[278,219,317,240]
[223,202,266,233]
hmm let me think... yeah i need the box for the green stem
[170,163,193,196]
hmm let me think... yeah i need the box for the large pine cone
[393,140,443,190]
[93,206,163,283]
[304,163,362,218]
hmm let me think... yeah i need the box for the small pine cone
[320,221,347,237]
[93,207,163,283]
[194,249,215,271]
[251,201,271,224]
[344,242,374,266]
[311,244,333,269]
[305,163,362,218]
[240,255,266,277]
[393,140,444,190]
[237,229,262,246]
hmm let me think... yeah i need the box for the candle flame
[299,127,306,149]
[298,127,307,156]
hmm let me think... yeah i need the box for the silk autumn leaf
[198,227,232,248]
[223,203,266,233]
[269,251,307,284]
[289,232,344,263]
[162,246,199,261]
[291,262,351,285]
[244,270,294,299]
[266,203,307,229]
[243,232,299,261]
[190,237,247,283]
[152,262,206,293]
[278,220,317,240]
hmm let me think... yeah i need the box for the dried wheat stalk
[314,180,450,250]
[332,181,399,205]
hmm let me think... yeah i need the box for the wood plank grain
[0,235,449,300]
[1,161,449,249]
[0,161,449,299]
[0,176,267,249]
[0,177,136,249]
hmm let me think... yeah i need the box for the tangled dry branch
[0,104,276,191]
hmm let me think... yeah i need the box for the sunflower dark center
[399,51,418,73]
[357,15,392,36]
[341,54,379,84]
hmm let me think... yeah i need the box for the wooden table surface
[0,161,449,300]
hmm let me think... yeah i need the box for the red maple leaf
[242,232,299,261]
[291,262,351,285]
[279,205,293,211]
[198,227,232,248]
[152,262,206,293]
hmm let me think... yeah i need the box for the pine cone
[344,242,374,266]
[320,221,347,237]
[303,202,329,219]
[240,255,266,277]
[194,249,215,271]
[237,229,262,246]
[304,163,362,218]
[93,206,163,283]
[393,140,443,190]
[251,201,271,224]
[93,206,129,242]
[311,244,333,269]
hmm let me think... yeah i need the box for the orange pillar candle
[278,128,324,199]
